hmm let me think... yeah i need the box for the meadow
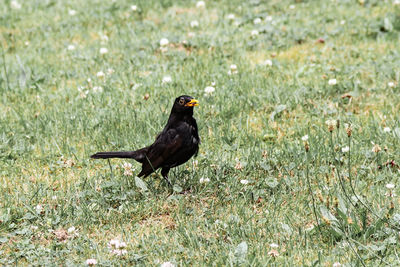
[1,0,400,265]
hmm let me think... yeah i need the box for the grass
[1,0,400,265]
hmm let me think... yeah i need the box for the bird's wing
[138,128,183,177]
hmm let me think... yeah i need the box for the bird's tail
[91,148,146,162]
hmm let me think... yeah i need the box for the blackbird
[91,95,200,186]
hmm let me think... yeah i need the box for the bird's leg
[161,167,172,187]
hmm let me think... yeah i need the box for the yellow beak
[185,99,199,107]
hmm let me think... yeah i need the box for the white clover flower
[52,195,57,200]
[204,86,215,94]
[107,68,114,75]
[92,86,103,93]
[68,9,77,16]
[253,18,262,24]
[190,20,199,28]
[328,78,337,85]
[67,44,76,51]
[228,64,238,75]
[251,30,259,36]
[211,81,216,86]
[161,262,176,267]
[341,146,349,153]
[227,14,235,20]
[108,239,120,249]
[393,0,400,5]
[262,59,273,66]
[99,47,108,54]
[386,183,395,189]
[383,127,391,133]
[122,162,133,176]
[87,78,92,83]
[10,0,22,9]
[131,5,137,11]
[35,204,43,213]
[196,1,205,8]
[96,71,105,78]
[100,34,109,42]
[86,259,97,266]
[340,20,346,25]
[270,243,279,248]
[112,249,127,256]
[301,135,309,141]
[265,16,273,22]
[24,41,30,46]
[67,226,76,233]
[388,82,396,88]
[160,38,169,47]
[240,179,249,185]
[332,263,341,267]
[188,32,196,38]
[162,76,172,84]
[289,4,295,9]
[199,177,210,184]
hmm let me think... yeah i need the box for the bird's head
[172,95,199,114]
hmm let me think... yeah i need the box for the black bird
[91,95,200,186]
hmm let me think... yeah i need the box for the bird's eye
[179,98,185,105]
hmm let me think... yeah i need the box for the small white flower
[162,76,172,84]
[386,183,395,190]
[393,0,400,6]
[240,179,249,185]
[122,162,133,176]
[332,262,341,267]
[253,18,262,24]
[35,204,43,213]
[262,59,273,66]
[342,146,350,153]
[160,38,169,47]
[99,47,108,54]
[227,14,235,20]
[388,82,396,88]
[67,226,76,233]
[190,20,199,28]
[196,1,205,8]
[68,9,77,16]
[52,195,57,200]
[228,64,238,75]
[199,177,210,184]
[112,249,127,256]
[384,127,391,133]
[251,30,259,36]
[86,259,97,266]
[24,41,30,46]
[188,32,196,38]
[92,86,103,93]
[265,16,273,22]
[340,20,346,25]
[108,239,120,249]
[31,225,38,230]
[67,45,76,51]
[87,78,92,83]
[100,34,109,42]
[131,5,138,11]
[211,81,216,86]
[204,86,215,94]
[107,68,114,75]
[10,0,22,9]
[96,71,105,78]
[328,79,337,85]
[289,4,295,9]
[270,243,279,248]
[301,135,309,141]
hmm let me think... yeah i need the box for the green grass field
[1,0,400,265]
